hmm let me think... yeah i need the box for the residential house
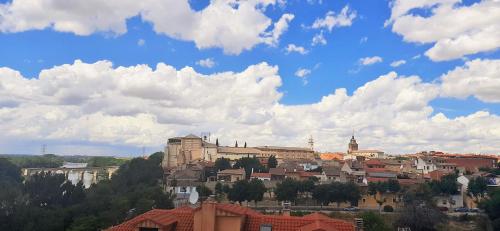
[217,169,245,182]
[322,166,341,182]
[269,168,286,181]
[250,172,271,181]
[106,200,356,231]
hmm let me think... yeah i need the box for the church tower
[348,136,358,153]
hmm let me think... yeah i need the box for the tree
[343,182,361,206]
[468,176,488,201]
[248,179,266,205]
[227,180,249,203]
[267,155,278,169]
[196,185,213,201]
[361,211,391,231]
[244,142,247,148]
[429,173,458,195]
[215,182,223,195]
[312,184,331,207]
[479,188,500,230]
[394,203,446,231]
[0,158,23,183]
[235,141,238,147]
[215,138,219,147]
[214,158,231,171]
[233,157,265,179]
[275,178,300,204]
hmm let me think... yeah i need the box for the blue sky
[0,0,499,155]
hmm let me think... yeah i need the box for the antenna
[41,144,47,155]
[189,187,199,205]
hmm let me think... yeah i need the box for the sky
[0,0,499,156]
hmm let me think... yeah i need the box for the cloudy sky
[0,0,499,156]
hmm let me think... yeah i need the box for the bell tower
[348,135,358,153]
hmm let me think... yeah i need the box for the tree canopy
[267,155,278,169]
[233,157,265,179]
[0,152,173,231]
[214,157,231,171]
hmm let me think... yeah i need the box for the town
[100,134,500,230]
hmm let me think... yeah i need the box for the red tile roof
[251,172,271,178]
[107,203,355,231]
[106,207,195,231]
[365,168,394,173]
[364,159,385,166]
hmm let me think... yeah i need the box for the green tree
[0,158,23,183]
[215,182,224,195]
[227,180,249,203]
[312,184,331,207]
[468,176,488,201]
[394,203,446,231]
[429,173,458,195]
[248,178,266,205]
[275,178,300,204]
[233,157,265,179]
[361,211,391,231]
[344,182,361,206]
[214,158,231,171]
[268,155,278,169]
[196,185,213,201]
[479,188,500,230]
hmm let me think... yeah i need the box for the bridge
[21,166,120,188]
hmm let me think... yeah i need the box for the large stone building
[163,134,316,169]
[255,146,315,161]
[163,134,217,169]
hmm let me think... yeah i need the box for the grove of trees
[0,152,173,231]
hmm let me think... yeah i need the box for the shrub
[383,205,394,212]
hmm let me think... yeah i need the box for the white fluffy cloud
[387,0,500,61]
[311,6,356,31]
[0,0,293,54]
[311,31,327,46]
[294,67,311,85]
[390,60,406,67]
[440,59,500,103]
[285,44,308,55]
[196,58,216,68]
[1,60,500,154]
[359,56,383,66]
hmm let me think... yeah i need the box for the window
[260,224,272,231]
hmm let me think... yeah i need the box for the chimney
[194,200,217,231]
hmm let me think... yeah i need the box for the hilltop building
[346,136,385,159]
[163,134,316,169]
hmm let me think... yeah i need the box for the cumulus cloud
[295,68,311,85]
[386,0,500,61]
[196,58,216,68]
[359,56,383,66]
[285,44,308,55]
[1,60,500,154]
[0,0,293,54]
[311,6,356,31]
[390,60,406,67]
[137,39,145,47]
[311,31,327,46]
[440,59,500,103]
